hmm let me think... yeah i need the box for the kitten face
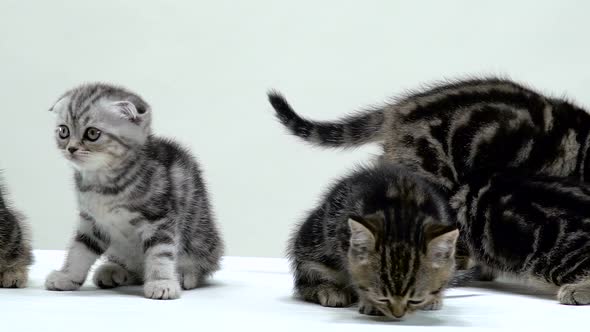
[49,84,151,171]
[348,213,458,319]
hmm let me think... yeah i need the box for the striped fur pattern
[45,83,223,299]
[452,174,590,305]
[270,77,590,304]
[0,176,32,288]
[288,163,459,319]
[268,78,590,190]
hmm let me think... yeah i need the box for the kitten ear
[109,101,143,124]
[348,216,376,262]
[424,224,459,268]
[48,96,67,113]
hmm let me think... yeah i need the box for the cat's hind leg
[477,265,498,281]
[177,257,204,290]
[0,266,28,288]
[558,279,590,305]
[93,261,139,289]
[176,238,223,290]
[293,260,356,307]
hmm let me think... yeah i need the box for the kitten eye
[57,125,70,139]
[376,298,390,305]
[84,127,102,141]
[408,299,425,306]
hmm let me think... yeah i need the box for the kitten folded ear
[109,101,145,124]
[48,96,67,113]
[348,216,376,262]
[424,224,459,268]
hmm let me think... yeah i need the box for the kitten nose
[68,147,79,154]
[391,305,406,319]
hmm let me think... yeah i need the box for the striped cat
[0,176,32,288]
[269,77,590,304]
[268,78,590,189]
[452,173,590,305]
[45,83,223,299]
[289,163,459,319]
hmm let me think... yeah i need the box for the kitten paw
[558,283,590,305]
[421,297,443,310]
[45,270,82,291]
[359,300,384,316]
[478,266,497,282]
[316,288,353,307]
[144,280,181,300]
[0,269,28,288]
[180,271,200,290]
[93,263,135,289]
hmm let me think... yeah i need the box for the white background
[1,0,589,257]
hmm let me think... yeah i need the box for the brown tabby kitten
[270,77,590,304]
[289,163,459,319]
[0,176,32,288]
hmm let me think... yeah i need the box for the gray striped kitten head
[348,213,458,319]
[49,83,151,171]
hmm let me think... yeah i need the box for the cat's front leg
[45,217,107,291]
[421,295,443,311]
[141,223,181,300]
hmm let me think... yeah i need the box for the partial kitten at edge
[0,174,33,288]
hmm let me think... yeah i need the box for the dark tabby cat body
[268,78,590,190]
[453,174,590,304]
[270,77,590,304]
[289,163,459,319]
[0,177,32,288]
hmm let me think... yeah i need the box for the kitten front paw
[45,270,82,291]
[359,300,384,316]
[144,280,181,300]
[558,284,590,305]
[317,288,353,307]
[0,268,28,288]
[421,297,443,311]
[93,263,134,289]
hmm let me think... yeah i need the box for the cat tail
[267,91,385,148]
[447,266,482,288]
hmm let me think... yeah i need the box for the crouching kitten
[0,177,32,288]
[288,163,459,319]
[45,83,223,299]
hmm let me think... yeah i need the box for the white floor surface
[1,250,587,331]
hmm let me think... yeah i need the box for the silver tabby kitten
[289,163,459,319]
[0,176,32,288]
[45,83,223,299]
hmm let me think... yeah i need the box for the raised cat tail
[267,91,385,148]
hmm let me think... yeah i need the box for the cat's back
[392,77,546,115]
[144,136,206,182]
[320,164,450,237]
[145,136,200,169]
[357,164,450,224]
